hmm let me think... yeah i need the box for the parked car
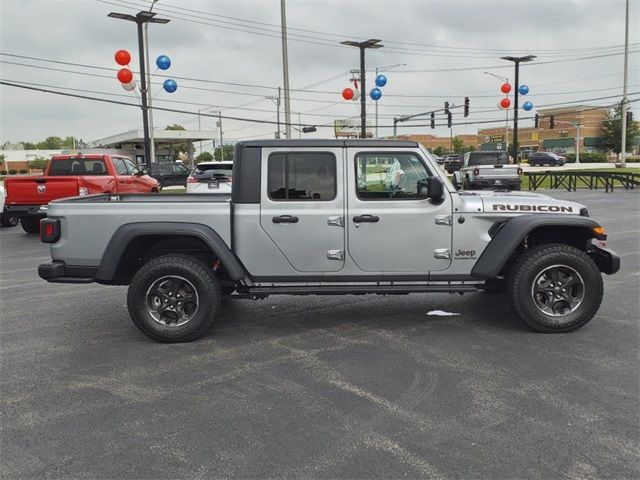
[3,153,159,233]
[441,154,463,173]
[528,151,566,166]
[186,161,233,194]
[0,186,19,227]
[38,139,618,342]
[453,150,522,190]
[149,162,190,188]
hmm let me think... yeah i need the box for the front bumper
[38,260,96,284]
[3,204,48,217]
[588,244,621,275]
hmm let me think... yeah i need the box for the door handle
[272,215,299,224]
[353,214,379,223]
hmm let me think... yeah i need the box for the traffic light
[549,115,555,129]
[447,112,452,128]
[534,114,539,128]
[302,126,317,133]
[627,111,633,123]
[444,101,450,115]
[430,112,435,129]
[464,97,469,118]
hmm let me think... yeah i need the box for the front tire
[127,254,221,342]
[20,217,40,234]
[507,244,603,333]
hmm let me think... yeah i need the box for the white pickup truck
[453,150,522,191]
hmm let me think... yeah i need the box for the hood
[460,190,587,215]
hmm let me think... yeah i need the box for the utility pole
[280,0,292,138]
[484,71,510,151]
[374,63,406,137]
[144,0,159,165]
[341,39,384,138]
[572,120,582,164]
[108,10,169,170]
[218,111,224,161]
[501,55,536,163]
[620,0,630,167]
[266,91,282,139]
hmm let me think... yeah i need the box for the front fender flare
[471,215,601,278]
[94,222,247,282]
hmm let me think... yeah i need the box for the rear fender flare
[94,222,247,282]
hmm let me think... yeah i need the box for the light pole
[484,71,510,152]
[375,63,406,137]
[501,55,536,163]
[144,0,159,164]
[266,89,282,139]
[620,0,630,167]
[280,0,292,139]
[108,10,169,170]
[198,108,224,160]
[340,39,384,138]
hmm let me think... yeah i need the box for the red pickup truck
[3,153,159,233]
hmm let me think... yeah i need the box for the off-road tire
[127,254,221,342]
[20,217,40,234]
[507,243,603,333]
[0,215,19,227]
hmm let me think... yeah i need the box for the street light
[500,55,536,162]
[375,63,406,137]
[108,10,170,169]
[340,39,384,138]
[484,71,510,153]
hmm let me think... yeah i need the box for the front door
[259,148,345,272]
[112,157,136,193]
[346,149,453,273]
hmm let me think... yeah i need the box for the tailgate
[476,165,519,178]
[5,177,79,205]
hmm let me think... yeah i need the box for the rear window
[49,158,108,175]
[192,163,233,180]
[468,152,509,166]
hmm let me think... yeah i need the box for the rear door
[346,148,453,273]
[259,148,345,272]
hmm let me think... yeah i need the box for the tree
[196,151,214,162]
[29,156,49,171]
[165,124,188,158]
[452,137,465,153]
[36,136,63,150]
[214,145,234,161]
[22,142,37,150]
[433,146,445,156]
[165,124,186,131]
[601,104,639,154]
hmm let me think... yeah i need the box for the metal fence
[525,171,640,193]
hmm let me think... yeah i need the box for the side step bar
[241,284,480,296]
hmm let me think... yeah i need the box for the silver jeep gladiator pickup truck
[453,150,522,190]
[38,139,619,342]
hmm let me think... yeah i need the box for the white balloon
[122,79,137,91]
[352,89,360,100]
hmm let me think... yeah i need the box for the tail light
[517,167,523,175]
[187,177,198,184]
[473,168,479,176]
[40,218,61,243]
[78,186,89,196]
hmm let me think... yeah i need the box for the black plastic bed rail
[525,171,640,193]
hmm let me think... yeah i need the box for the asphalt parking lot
[1,189,638,479]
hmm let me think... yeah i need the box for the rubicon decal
[493,204,573,213]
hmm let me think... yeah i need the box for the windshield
[192,163,233,180]
[49,158,108,176]
[468,152,509,166]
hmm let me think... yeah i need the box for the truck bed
[47,193,232,267]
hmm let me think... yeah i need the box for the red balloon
[114,50,131,66]
[500,97,511,109]
[117,68,133,84]
[342,87,354,100]
[500,83,512,94]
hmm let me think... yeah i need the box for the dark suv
[528,151,566,167]
[149,162,191,188]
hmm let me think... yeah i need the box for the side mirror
[418,177,444,204]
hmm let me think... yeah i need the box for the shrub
[564,152,607,163]
[8,169,17,175]
[19,169,28,174]
[0,170,6,175]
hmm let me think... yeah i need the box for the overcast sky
[0,0,638,147]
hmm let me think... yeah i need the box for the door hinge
[434,248,451,259]
[327,216,344,227]
[327,250,344,260]
[435,215,452,226]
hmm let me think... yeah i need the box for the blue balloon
[156,55,171,70]
[375,74,387,87]
[163,79,177,93]
[370,88,382,101]
[522,101,533,111]
[518,84,529,95]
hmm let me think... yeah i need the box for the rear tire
[506,244,603,333]
[127,254,221,342]
[0,215,19,227]
[20,217,40,234]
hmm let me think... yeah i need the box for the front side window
[268,152,336,201]
[112,158,128,176]
[355,153,431,200]
[122,158,140,174]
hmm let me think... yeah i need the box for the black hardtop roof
[237,139,419,148]
[470,150,507,154]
